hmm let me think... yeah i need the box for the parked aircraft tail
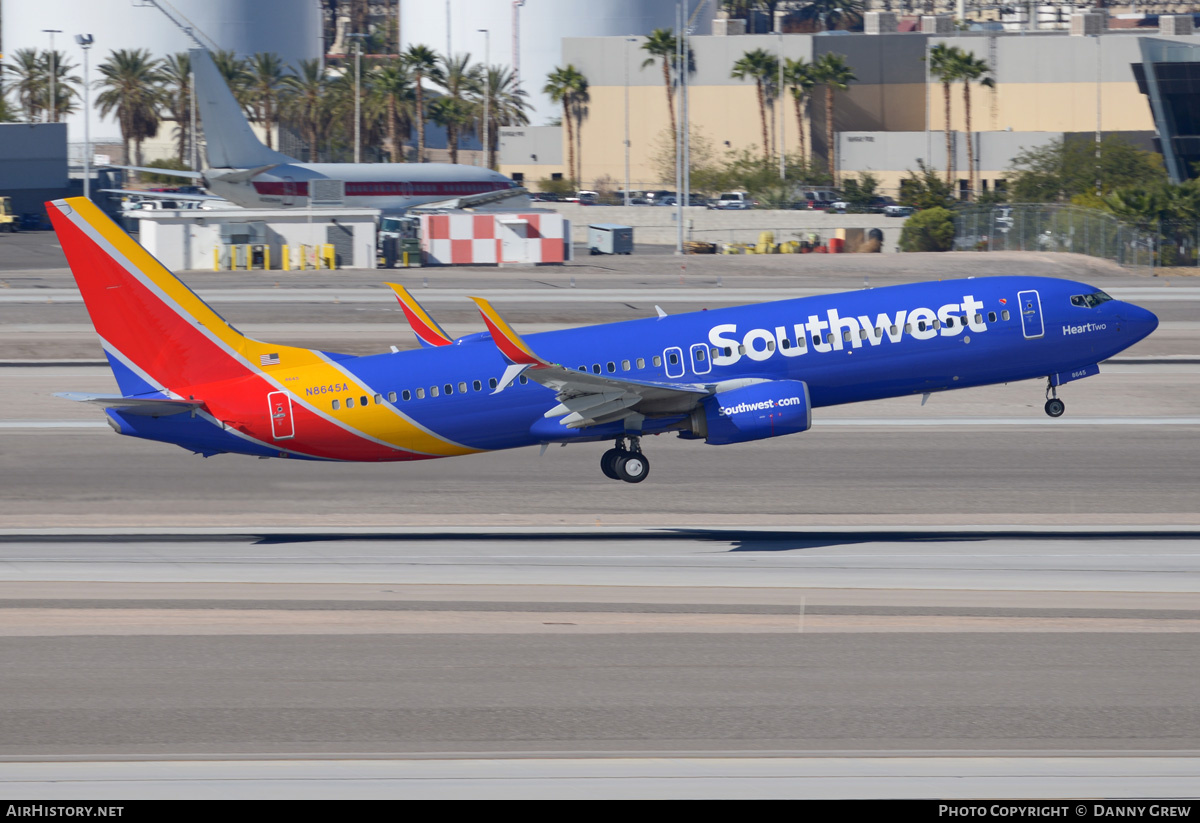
[190,48,294,169]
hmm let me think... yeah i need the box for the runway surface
[4,252,1199,797]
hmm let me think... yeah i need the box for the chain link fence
[952,204,1170,270]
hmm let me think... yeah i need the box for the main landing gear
[1044,380,1065,418]
[601,436,649,483]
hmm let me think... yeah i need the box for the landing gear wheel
[615,452,649,483]
[1044,398,1065,418]
[600,448,626,480]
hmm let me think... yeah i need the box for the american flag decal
[260,353,280,366]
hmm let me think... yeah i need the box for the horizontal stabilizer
[101,164,204,180]
[387,283,452,347]
[55,393,204,418]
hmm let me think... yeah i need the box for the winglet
[387,283,453,348]
[469,296,550,368]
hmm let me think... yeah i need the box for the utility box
[588,223,633,255]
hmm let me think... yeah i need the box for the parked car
[884,204,915,217]
[800,189,839,210]
[713,191,755,209]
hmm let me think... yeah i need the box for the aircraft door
[281,175,296,207]
[690,343,712,376]
[267,391,295,440]
[1017,289,1044,339]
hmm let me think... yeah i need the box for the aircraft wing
[100,189,225,203]
[100,164,204,180]
[408,186,531,213]
[55,393,204,418]
[469,297,707,429]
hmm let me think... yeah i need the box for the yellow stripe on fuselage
[69,197,478,458]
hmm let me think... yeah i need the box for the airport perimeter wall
[542,204,907,250]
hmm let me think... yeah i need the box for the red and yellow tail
[48,197,299,394]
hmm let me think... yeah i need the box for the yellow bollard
[323,244,336,269]
[213,247,220,271]
[263,246,271,271]
[281,245,289,271]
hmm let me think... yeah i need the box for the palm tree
[731,48,778,162]
[812,52,856,185]
[95,48,164,167]
[953,51,995,202]
[479,65,530,170]
[283,58,326,162]
[783,57,814,166]
[160,53,193,165]
[4,49,45,122]
[641,28,680,141]
[438,53,483,164]
[402,44,444,162]
[372,61,414,163]
[245,52,290,150]
[544,65,588,185]
[927,43,960,187]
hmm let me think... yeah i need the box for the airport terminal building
[501,13,1195,196]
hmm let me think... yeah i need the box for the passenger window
[359,396,368,406]
[975,313,983,324]
[890,325,897,336]
[932,319,941,330]
[636,358,646,369]
[473,380,482,391]
[388,391,397,402]
[622,360,630,371]
[578,365,586,372]
[653,355,662,367]
[710,348,719,358]
[346,397,354,408]
[458,382,467,393]
[416,388,425,399]
[374,394,382,405]
[332,399,340,410]
[1001,310,1010,321]
[592,364,601,374]
[812,335,820,346]
[781,338,790,350]
[842,331,851,342]
[738,345,746,355]
[917,321,927,332]
[825,333,833,344]
[444,384,453,396]
[430,386,439,397]
[402,390,411,401]
[519,375,528,384]
[946,317,955,328]
[488,378,497,389]
[988,312,997,322]
[607,361,616,372]
[767,340,775,351]
[724,348,732,357]
[859,328,867,339]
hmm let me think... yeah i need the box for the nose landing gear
[1044,381,1065,418]
[600,436,650,483]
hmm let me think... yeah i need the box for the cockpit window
[1070,291,1113,308]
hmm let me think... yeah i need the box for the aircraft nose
[1121,303,1159,343]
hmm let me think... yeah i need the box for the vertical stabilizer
[190,48,294,169]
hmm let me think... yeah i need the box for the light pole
[1095,33,1102,197]
[43,29,62,123]
[624,37,637,206]
[75,34,93,199]
[778,30,785,181]
[478,28,489,168]
[348,33,367,163]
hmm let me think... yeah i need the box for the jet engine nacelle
[689,379,812,445]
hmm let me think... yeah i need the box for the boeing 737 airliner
[50,197,1158,483]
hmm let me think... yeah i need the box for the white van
[713,191,754,210]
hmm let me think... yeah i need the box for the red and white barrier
[420,212,570,266]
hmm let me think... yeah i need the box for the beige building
[501,19,1180,196]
